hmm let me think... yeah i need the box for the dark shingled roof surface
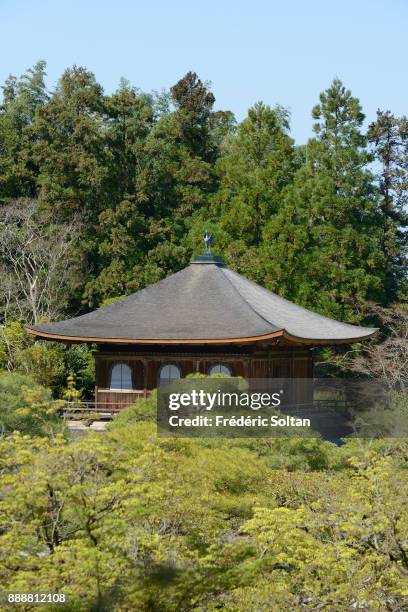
[29,261,377,343]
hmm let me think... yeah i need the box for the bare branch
[0,199,81,324]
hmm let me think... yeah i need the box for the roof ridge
[217,266,281,332]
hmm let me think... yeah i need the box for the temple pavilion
[27,250,377,410]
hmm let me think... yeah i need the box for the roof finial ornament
[204,230,214,253]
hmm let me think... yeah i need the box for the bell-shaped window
[159,364,181,386]
[110,363,133,390]
[208,364,232,376]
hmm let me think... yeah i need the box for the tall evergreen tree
[169,70,216,160]
[130,73,226,289]
[83,81,155,304]
[104,79,154,203]
[367,110,408,299]
[0,64,402,321]
[209,102,296,280]
[146,71,219,220]
[82,72,230,306]
[29,66,109,308]
[32,66,108,224]
[263,79,387,321]
[0,61,47,201]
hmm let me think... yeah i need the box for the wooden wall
[94,347,314,396]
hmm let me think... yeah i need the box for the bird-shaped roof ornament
[204,230,214,253]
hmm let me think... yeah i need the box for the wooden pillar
[243,359,249,379]
[141,358,148,397]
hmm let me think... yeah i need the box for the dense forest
[0,62,406,320]
[0,61,406,394]
[0,63,407,610]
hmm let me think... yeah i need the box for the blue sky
[1,0,407,144]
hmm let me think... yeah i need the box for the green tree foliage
[0,419,407,610]
[236,452,408,610]
[0,372,64,436]
[32,66,107,223]
[208,102,297,280]
[0,66,405,319]
[0,321,94,396]
[29,66,109,309]
[368,110,408,299]
[0,61,47,201]
[0,321,64,387]
[127,72,224,293]
[67,71,226,305]
[83,80,155,303]
[0,66,407,405]
[263,79,389,321]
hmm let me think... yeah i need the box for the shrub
[0,371,66,437]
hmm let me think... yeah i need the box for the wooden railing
[59,397,349,421]
[60,391,149,420]
[95,388,149,411]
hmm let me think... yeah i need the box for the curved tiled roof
[27,258,377,345]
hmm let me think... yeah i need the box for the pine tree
[209,102,296,280]
[32,66,107,224]
[367,110,408,299]
[0,61,48,201]
[131,73,225,288]
[82,81,155,305]
[263,79,387,321]
[82,72,228,305]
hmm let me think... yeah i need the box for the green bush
[107,391,157,430]
[0,371,66,437]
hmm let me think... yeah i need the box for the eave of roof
[25,327,377,346]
